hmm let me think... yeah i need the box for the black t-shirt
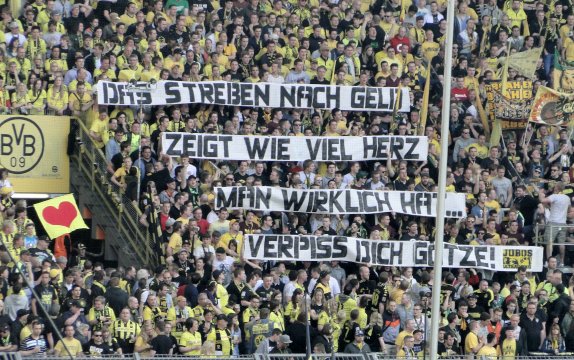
[83,341,115,356]
[150,334,173,355]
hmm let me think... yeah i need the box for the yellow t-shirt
[179,331,202,355]
[46,87,68,111]
[55,337,83,356]
[168,232,183,253]
[465,331,479,354]
[477,345,498,359]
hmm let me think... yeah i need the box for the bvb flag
[34,194,88,239]
[490,43,510,147]
[499,47,542,80]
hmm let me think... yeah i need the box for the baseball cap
[165,218,176,227]
[49,269,61,279]
[17,309,30,318]
[355,328,365,337]
[279,334,292,344]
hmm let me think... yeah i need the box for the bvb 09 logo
[0,117,44,174]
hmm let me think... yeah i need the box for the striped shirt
[20,335,47,354]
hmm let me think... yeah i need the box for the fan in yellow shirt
[179,319,202,355]
[54,325,83,357]
[477,333,499,360]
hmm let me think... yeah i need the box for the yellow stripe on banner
[419,60,432,135]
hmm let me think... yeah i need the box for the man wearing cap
[207,314,233,355]
[269,334,292,354]
[166,296,192,340]
[414,168,434,192]
[344,328,372,354]
[29,237,54,264]
[62,300,89,331]
[0,323,17,352]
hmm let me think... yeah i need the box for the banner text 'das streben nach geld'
[215,186,466,218]
[96,81,411,111]
[161,134,428,161]
[243,235,544,272]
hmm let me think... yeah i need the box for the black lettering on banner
[390,242,403,265]
[339,139,352,160]
[164,133,181,156]
[326,86,339,108]
[280,87,295,107]
[165,82,182,103]
[444,243,457,266]
[345,190,359,212]
[414,241,429,266]
[475,247,488,268]
[374,192,392,212]
[216,187,237,208]
[279,235,293,258]
[316,237,331,258]
[416,192,434,216]
[255,84,270,106]
[263,236,278,258]
[255,187,271,209]
[240,83,253,106]
[404,138,419,160]
[282,189,307,211]
[219,135,232,158]
[248,235,265,258]
[314,191,329,212]
[200,83,214,103]
[244,138,270,159]
[459,246,476,267]
[333,237,347,258]
[359,240,371,263]
[306,138,321,160]
[363,191,377,213]
[213,83,226,104]
[350,88,363,108]
[329,190,345,213]
[400,193,416,215]
[391,137,404,159]
[102,82,114,104]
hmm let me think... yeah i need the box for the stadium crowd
[0,0,574,358]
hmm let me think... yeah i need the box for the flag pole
[429,0,456,358]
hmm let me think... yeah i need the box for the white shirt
[547,193,570,223]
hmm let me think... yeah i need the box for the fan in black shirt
[150,322,174,355]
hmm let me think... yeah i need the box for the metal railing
[5,352,574,360]
[72,119,157,267]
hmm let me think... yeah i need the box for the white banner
[162,134,428,161]
[96,81,411,111]
[215,186,466,217]
[244,235,544,272]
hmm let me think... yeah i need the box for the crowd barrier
[2,352,574,360]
